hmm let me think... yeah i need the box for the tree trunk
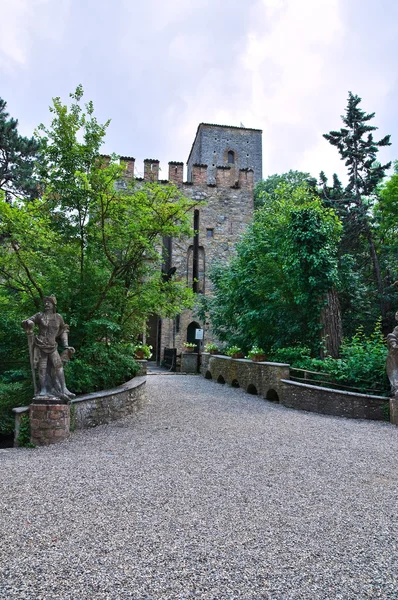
[365,227,386,320]
[320,288,343,358]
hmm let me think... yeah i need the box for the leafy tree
[254,169,316,209]
[0,98,40,200]
[205,184,342,355]
[323,92,391,319]
[0,87,197,429]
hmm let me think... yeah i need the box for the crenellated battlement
[114,156,253,190]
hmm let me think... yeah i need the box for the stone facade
[158,164,254,356]
[117,123,260,361]
[186,123,262,184]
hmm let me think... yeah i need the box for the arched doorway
[186,321,201,352]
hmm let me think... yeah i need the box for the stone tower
[186,123,262,185]
[120,123,262,362]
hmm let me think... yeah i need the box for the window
[206,228,214,238]
[227,151,235,164]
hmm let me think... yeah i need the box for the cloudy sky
[1,0,397,182]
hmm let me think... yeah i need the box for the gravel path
[1,374,398,599]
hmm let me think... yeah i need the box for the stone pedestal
[181,352,198,374]
[390,396,398,425]
[30,403,70,446]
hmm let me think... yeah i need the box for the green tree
[206,184,342,355]
[323,92,391,319]
[0,87,197,425]
[254,169,316,209]
[0,98,39,200]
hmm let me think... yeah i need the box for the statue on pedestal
[386,311,398,397]
[22,295,75,403]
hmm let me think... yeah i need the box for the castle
[122,123,262,362]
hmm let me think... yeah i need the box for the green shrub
[269,345,312,365]
[270,321,388,394]
[65,342,139,394]
[0,380,32,435]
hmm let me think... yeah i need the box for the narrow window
[193,210,199,293]
[206,228,214,238]
[228,151,235,164]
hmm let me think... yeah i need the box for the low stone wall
[201,354,289,401]
[71,376,147,429]
[280,380,388,421]
[201,353,390,422]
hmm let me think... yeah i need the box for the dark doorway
[147,314,161,364]
[186,321,200,352]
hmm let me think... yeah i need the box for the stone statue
[386,311,398,397]
[22,295,76,402]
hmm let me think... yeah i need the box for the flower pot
[209,350,218,355]
[184,347,195,353]
[134,350,145,360]
[231,352,244,359]
[251,354,266,362]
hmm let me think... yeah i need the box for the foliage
[183,342,196,349]
[17,412,35,448]
[0,381,31,435]
[323,92,392,322]
[268,345,312,365]
[0,98,40,200]
[133,342,153,359]
[65,342,139,394]
[206,184,342,354]
[270,321,388,394]
[254,170,316,209]
[225,346,242,357]
[204,342,219,352]
[0,87,197,428]
[247,345,265,359]
[323,92,391,200]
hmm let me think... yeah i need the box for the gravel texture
[1,374,398,600]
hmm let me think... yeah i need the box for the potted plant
[133,342,153,360]
[183,342,197,353]
[225,345,244,359]
[247,345,267,362]
[204,342,219,355]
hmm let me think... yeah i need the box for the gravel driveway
[1,374,397,599]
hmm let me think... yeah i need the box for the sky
[1,0,397,183]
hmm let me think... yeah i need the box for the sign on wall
[195,329,204,340]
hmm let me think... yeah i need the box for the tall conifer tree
[0,98,39,200]
[324,92,391,319]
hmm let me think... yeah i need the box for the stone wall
[71,376,147,429]
[281,380,389,421]
[159,169,254,354]
[201,354,290,401]
[200,353,390,422]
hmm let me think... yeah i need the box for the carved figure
[386,311,398,397]
[22,296,75,402]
